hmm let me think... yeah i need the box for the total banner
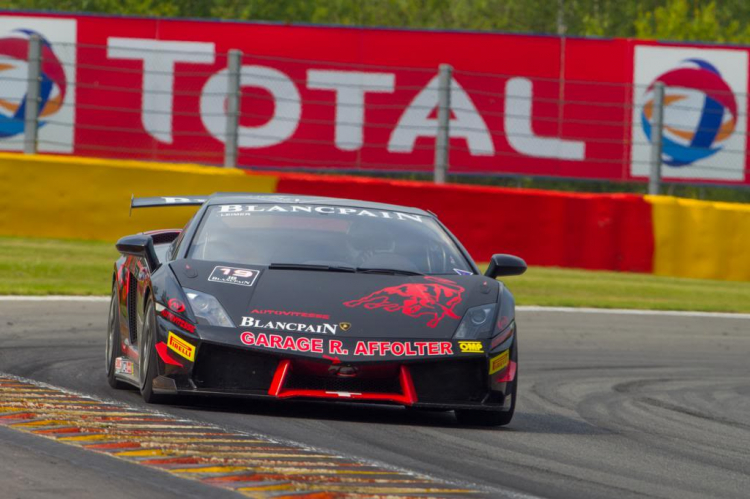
[1,11,749,184]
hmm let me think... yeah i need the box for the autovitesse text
[250,309,330,320]
[240,316,338,334]
[219,204,423,223]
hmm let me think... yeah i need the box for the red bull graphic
[343,277,465,328]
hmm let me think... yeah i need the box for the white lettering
[107,38,215,144]
[396,213,423,223]
[504,77,586,160]
[240,316,339,334]
[201,65,301,148]
[220,205,243,213]
[307,70,395,151]
[388,74,494,155]
[216,205,423,222]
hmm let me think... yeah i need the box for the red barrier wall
[276,174,654,271]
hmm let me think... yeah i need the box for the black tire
[455,406,514,427]
[455,373,516,427]
[456,338,518,427]
[139,297,168,404]
[105,285,128,389]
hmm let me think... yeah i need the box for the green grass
[501,266,750,313]
[2,236,750,313]
[0,237,118,295]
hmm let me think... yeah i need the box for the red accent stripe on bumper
[495,360,517,383]
[267,361,418,406]
[155,341,183,367]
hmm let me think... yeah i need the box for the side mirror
[485,254,527,279]
[116,234,160,271]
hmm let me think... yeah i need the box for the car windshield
[187,204,473,275]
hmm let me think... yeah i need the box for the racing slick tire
[455,339,518,427]
[139,297,168,404]
[105,285,128,389]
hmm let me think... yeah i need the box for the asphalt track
[1,299,749,498]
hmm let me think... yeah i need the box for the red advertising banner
[1,11,748,184]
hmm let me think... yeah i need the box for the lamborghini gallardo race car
[106,193,526,426]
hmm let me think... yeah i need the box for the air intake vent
[127,272,138,344]
[409,358,486,403]
[149,231,180,245]
[193,343,278,392]
[284,372,402,394]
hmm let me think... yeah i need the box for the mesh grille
[193,343,278,392]
[127,272,138,344]
[284,372,401,394]
[149,231,180,244]
[409,359,486,403]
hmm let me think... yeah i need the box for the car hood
[170,259,498,339]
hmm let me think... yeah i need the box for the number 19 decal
[208,266,260,287]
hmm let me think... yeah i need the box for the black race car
[106,193,526,426]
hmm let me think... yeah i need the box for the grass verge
[2,236,750,313]
[0,237,117,295]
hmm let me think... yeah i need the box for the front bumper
[153,316,516,411]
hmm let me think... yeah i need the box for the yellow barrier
[0,153,278,241]
[647,195,750,281]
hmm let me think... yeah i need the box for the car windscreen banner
[1,11,748,184]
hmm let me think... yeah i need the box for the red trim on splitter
[267,360,418,406]
[268,359,292,397]
[398,365,417,404]
[155,342,184,367]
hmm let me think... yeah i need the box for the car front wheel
[139,297,167,404]
[456,340,518,427]
[105,284,128,389]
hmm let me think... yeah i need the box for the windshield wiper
[356,267,424,276]
[269,263,356,273]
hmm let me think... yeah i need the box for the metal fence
[3,34,744,193]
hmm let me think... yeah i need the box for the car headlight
[184,288,235,327]
[453,304,496,339]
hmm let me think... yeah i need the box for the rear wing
[130,196,208,216]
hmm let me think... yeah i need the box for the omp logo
[167,332,195,362]
[0,16,76,152]
[0,30,66,139]
[632,46,748,181]
[343,276,464,328]
[458,341,484,353]
[641,59,736,166]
